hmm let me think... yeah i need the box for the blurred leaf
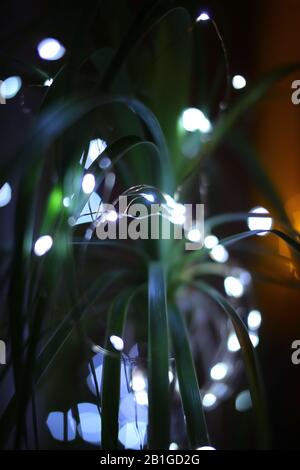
[195,281,270,449]
[169,304,209,448]
[148,262,170,449]
[100,1,191,90]
[101,288,134,449]
[228,131,290,224]
[0,270,128,446]
[182,63,300,184]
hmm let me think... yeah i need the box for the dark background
[1,0,300,449]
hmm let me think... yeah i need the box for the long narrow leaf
[169,304,209,448]
[101,289,134,449]
[148,262,170,449]
[0,270,128,446]
[182,63,300,184]
[195,281,270,449]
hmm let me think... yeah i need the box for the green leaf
[0,270,128,446]
[220,229,300,254]
[227,131,290,224]
[169,304,209,448]
[195,281,270,449]
[1,95,173,193]
[101,288,134,450]
[182,63,300,184]
[218,228,300,254]
[0,53,48,80]
[148,262,170,449]
[100,1,190,91]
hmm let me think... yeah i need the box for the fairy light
[164,194,177,209]
[235,390,252,412]
[34,235,53,256]
[109,335,124,351]
[168,202,186,225]
[99,156,112,170]
[0,76,22,99]
[210,362,228,381]
[169,212,186,225]
[250,332,259,348]
[182,108,212,133]
[196,12,210,22]
[131,369,146,392]
[247,310,262,330]
[227,332,241,352]
[239,270,251,286]
[232,75,247,90]
[210,244,229,263]
[44,78,53,87]
[197,446,216,450]
[63,197,71,208]
[37,38,65,60]
[202,393,217,408]
[247,206,272,236]
[187,228,202,243]
[143,193,155,203]
[135,390,148,406]
[105,209,118,222]
[68,217,76,227]
[0,183,12,207]
[224,276,244,298]
[169,442,179,450]
[211,382,230,399]
[204,235,219,249]
[85,228,93,241]
[81,173,95,194]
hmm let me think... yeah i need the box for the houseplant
[1,0,300,450]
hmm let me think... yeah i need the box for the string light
[37,38,65,60]
[232,75,247,90]
[135,390,148,406]
[131,369,147,392]
[169,442,179,450]
[63,197,71,208]
[168,202,186,225]
[143,193,155,203]
[227,332,241,352]
[0,183,12,207]
[0,76,22,99]
[250,332,259,348]
[235,390,252,412]
[182,108,212,133]
[210,362,228,381]
[44,78,53,87]
[202,393,217,408]
[197,446,216,450]
[247,206,272,236]
[82,173,95,194]
[109,335,124,351]
[196,13,210,22]
[224,276,244,298]
[247,310,262,330]
[210,244,229,263]
[204,235,219,249]
[34,235,53,256]
[164,194,177,209]
[99,157,112,170]
[187,228,202,243]
[105,209,118,222]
